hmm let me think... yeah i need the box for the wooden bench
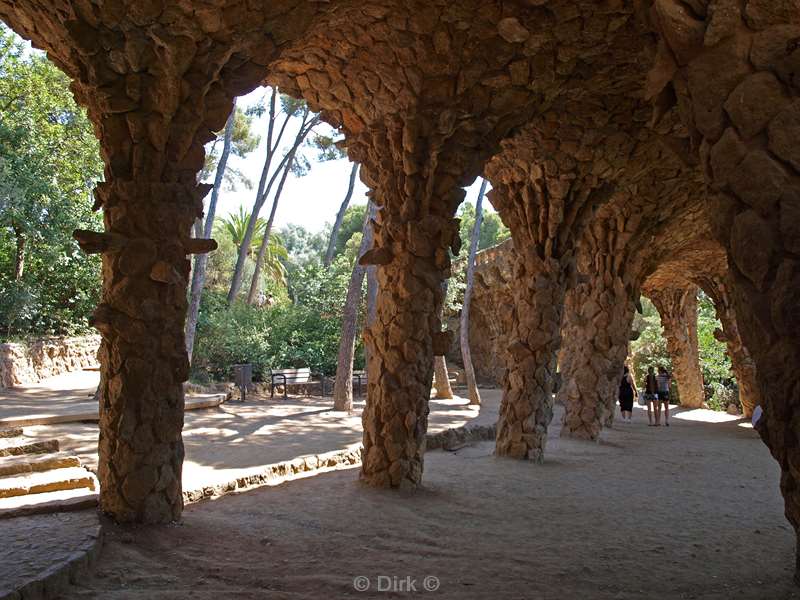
[353,371,368,397]
[269,367,325,399]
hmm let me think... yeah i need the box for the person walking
[618,365,637,423]
[645,366,658,426]
[655,365,672,426]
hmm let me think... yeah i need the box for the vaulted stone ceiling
[1,1,798,576]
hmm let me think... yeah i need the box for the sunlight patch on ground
[429,396,476,408]
[183,427,238,438]
[673,408,743,423]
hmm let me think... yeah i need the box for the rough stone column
[645,8,800,563]
[0,1,290,522]
[699,275,760,417]
[495,248,568,460]
[357,120,465,488]
[487,153,616,460]
[649,287,705,409]
[75,182,212,522]
[558,270,637,439]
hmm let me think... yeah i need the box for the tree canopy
[0,27,103,338]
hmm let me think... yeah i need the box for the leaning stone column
[7,3,280,522]
[488,161,615,461]
[645,4,800,574]
[357,121,464,488]
[648,10,800,568]
[558,268,636,440]
[648,287,705,409]
[495,247,568,460]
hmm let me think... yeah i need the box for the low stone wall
[184,422,497,505]
[0,336,100,388]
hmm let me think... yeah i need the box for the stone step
[0,466,96,499]
[0,452,81,477]
[0,487,98,519]
[0,437,59,457]
[0,427,23,439]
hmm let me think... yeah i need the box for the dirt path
[58,392,798,600]
[21,391,498,495]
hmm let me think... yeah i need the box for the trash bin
[232,363,252,403]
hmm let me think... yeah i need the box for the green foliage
[0,27,102,338]
[331,204,367,259]
[192,252,363,380]
[629,298,671,382]
[443,198,510,315]
[202,106,260,185]
[215,206,267,255]
[630,293,735,409]
[308,133,347,162]
[456,201,510,258]
[697,292,737,411]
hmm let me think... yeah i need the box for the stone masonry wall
[0,336,100,388]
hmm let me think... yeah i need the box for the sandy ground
[0,370,98,419]
[55,391,800,600]
[12,386,496,494]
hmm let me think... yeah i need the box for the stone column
[649,287,705,409]
[357,120,465,489]
[558,269,636,440]
[699,275,760,418]
[0,3,280,522]
[488,166,615,461]
[495,247,567,460]
[75,182,213,522]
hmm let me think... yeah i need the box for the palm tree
[215,210,289,292]
[255,233,289,290]
[216,206,267,257]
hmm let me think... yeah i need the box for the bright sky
[15,33,492,234]
[213,86,493,234]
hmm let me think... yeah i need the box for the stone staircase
[0,428,97,518]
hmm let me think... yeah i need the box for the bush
[191,290,364,382]
[630,293,736,410]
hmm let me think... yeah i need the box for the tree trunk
[246,114,318,304]
[332,202,375,411]
[12,227,25,281]
[432,356,453,399]
[246,149,294,304]
[225,93,294,305]
[432,280,454,399]
[185,103,237,361]
[323,162,359,267]
[460,179,487,405]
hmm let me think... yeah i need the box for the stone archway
[1,2,798,577]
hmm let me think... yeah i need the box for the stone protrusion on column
[648,287,705,409]
[356,119,468,489]
[698,275,761,418]
[644,3,800,571]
